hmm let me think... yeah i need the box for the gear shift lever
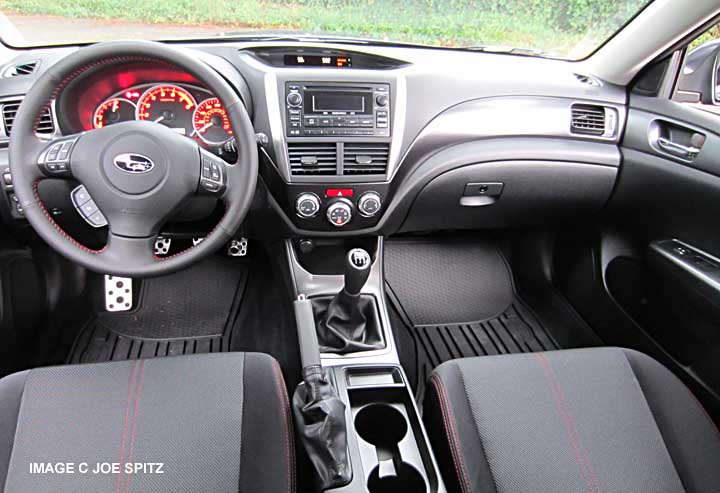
[314,248,383,353]
[344,248,372,296]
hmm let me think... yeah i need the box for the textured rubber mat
[407,301,557,393]
[385,239,514,326]
[384,238,559,399]
[69,257,246,363]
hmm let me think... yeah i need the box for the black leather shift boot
[292,366,351,489]
[313,293,384,354]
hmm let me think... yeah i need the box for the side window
[673,24,720,113]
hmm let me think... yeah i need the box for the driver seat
[0,352,295,492]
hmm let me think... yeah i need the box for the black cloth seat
[424,347,720,493]
[0,352,295,492]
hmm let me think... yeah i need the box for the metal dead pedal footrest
[104,275,133,312]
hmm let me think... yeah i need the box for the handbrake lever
[292,295,352,489]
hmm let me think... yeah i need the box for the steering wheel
[9,41,257,277]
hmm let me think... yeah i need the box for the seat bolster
[0,370,28,490]
[424,361,497,493]
[622,349,720,492]
[239,353,296,493]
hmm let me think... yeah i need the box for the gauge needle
[198,121,214,133]
[154,116,165,123]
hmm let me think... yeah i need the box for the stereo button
[286,92,302,107]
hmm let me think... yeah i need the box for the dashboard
[0,41,628,241]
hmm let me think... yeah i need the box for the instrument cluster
[92,83,233,146]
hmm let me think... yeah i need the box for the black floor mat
[385,238,561,400]
[69,257,247,363]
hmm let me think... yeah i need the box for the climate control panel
[291,187,384,229]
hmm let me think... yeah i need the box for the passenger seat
[424,347,720,492]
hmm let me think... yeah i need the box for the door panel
[604,93,720,411]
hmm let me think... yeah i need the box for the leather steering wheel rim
[8,40,257,277]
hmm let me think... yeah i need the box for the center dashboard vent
[570,104,607,136]
[289,142,338,175]
[342,143,390,176]
[1,100,55,136]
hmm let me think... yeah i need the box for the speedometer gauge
[136,84,196,135]
[192,98,233,145]
[93,98,135,129]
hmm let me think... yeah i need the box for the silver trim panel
[650,239,720,293]
[285,237,400,366]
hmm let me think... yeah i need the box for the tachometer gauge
[192,98,233,145]
[93,98,136,129]
[136,84,196,135]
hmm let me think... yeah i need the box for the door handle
[656,137,701,159]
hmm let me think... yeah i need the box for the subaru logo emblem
[113,153,155,174]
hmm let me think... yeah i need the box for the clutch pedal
[104,275,133,312]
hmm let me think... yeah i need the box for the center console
[287,238,446,492]
[257,66,403,234]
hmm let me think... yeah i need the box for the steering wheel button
[80,200,98,216]
[72,187,90,205]
[201,179,220,192]
[87,211,108,228]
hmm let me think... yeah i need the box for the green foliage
[2,0,652,58]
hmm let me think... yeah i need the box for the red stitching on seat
[535,353,599,493]
[116,361,138,493]
[124,360,145,493]
[272,360,296,493]
[430,375,472,493]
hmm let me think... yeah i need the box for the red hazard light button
[326,188,354,198]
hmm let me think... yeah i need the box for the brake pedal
[228,237,248,257]
[154,236,171,256]
[104,275,133,312]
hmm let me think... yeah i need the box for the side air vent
[570,104,606,136]
[2,100,55,136]
[573,73,601,87]
[342,143,390,175]
[3,61,39,78]
[289,142,337,175]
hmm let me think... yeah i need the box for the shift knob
[344,248,372,296]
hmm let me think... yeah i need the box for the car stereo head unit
[285,82,390,137]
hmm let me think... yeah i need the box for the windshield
[1,0,652,60]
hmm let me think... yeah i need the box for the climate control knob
[326,199,353,227]
[358,192,382,217]
[295,193,320,218]
[286,92,302,107]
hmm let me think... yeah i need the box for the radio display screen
[306,90,371,114]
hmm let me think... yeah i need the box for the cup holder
[354,404,427,492]
[367,462,426,493]
[354,403,408,452]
